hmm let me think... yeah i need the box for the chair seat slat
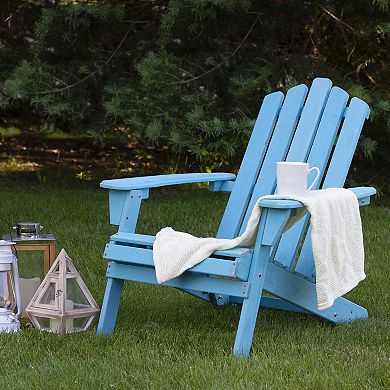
[107,262,251,298]
[111,232,252,258]
[104,243,252,280]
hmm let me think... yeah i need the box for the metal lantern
[0,240,22,332]
[26,249,99,333]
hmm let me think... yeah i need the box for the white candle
[49,299,74,332]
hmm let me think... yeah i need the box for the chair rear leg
[97,275,124,336]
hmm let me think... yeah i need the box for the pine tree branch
[316,4,354,31]
[173,16,259,85]
[40,29,131,95]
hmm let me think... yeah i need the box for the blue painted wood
[104,243,252,280]
[209,180,235,193]
[261,209,292,246]
[284,78,332,163]
[264,261,368,322]
[323,98,370,186]
[276,85,348,267]
[217,91,284,239]
[108,190,126,226]
[245,78,331,268]
[229,295,309,313]
[110,232,252,258]
[239,84,308,235]
[111,230,253,306]
[259,297,308,314]
[233,209,270,356]
[118,190,144,233]
[101,172,236,190]
[106,262,251,298]
[179,288,213,303]
[295,97,371,277]
[258,187,375,209]
[108,189,149,226]
[208,181,224,192]
[97,275,124,335]
[233,206,296,356]
[98,79,373,356]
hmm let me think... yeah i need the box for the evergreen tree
[0,0,389,189]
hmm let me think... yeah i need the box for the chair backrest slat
[240,79,332,233]
[237,84,308,235]
[218,78,369,280]
[284,78,332,162]
[295,97,370,277]
[275,86,349,267]
[217,91,284,239]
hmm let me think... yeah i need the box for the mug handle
[307,167,320,191]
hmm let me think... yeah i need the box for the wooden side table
[2,233,56,274]
[2,233,56,324]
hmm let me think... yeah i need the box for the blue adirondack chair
[97,78,376,357]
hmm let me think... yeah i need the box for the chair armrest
[100,172,236,191]
[103,172,235,226]
[258,186,376,209]
[348,186,376,205]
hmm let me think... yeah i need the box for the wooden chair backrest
[217,78,370,278]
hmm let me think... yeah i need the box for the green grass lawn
[0,184,388,389]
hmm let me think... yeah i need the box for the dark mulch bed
[0,133,170,186]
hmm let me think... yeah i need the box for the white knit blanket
[153,188,365,310]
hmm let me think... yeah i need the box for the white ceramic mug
[276,162,320,196]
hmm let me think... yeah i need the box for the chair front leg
[97,269,124,336]
[233,243,272,356]
[233,208,292,357]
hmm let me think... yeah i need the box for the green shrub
[0,0,389,187]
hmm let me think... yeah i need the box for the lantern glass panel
[17,251,44,280]
[0,271,16,311]
[66,278,90,309]
[17,251,44,317]
[38,282,57,307]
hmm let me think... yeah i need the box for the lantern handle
[12,255,22,318]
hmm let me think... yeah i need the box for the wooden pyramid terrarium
[26,249,99,333]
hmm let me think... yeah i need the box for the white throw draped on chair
[153,188,365,310]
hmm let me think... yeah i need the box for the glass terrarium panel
[16,250,44,279]
[71,315,94,332]
[38,282,57,307]
[50,262,60,276]
[50,315,73,333]
[32,315,51,331]
[32,315,76,333]
[66,278,90,309]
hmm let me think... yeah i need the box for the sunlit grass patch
[0,156,41,172]
[0,126,21,137]
[39,123,83,140]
